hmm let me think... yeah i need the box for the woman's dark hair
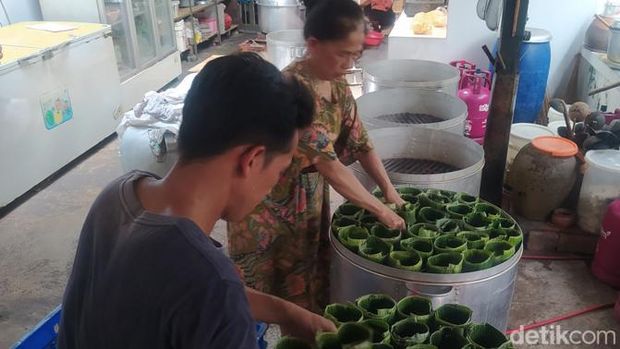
[179,52,314,161]
[304,0,365,41]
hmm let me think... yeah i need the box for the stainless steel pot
[266,30,306,70]
[330,230,522,331]
[357,88,467,134]
[350,127,484,195]
[363,59,460,95]
[256,0,305,34]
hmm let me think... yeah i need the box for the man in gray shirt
[58,53,335,348]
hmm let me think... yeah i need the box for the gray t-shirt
[58,171,257,349]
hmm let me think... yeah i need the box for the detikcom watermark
[509,325,617,346]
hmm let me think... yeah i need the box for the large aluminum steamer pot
[363,59,460,95]
[357,88,467,135]
[350,127,484,196]
[256,0,305,34]
[329,229,522,331]
[266,30,306,70]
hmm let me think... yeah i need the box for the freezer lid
[0,44,44,75]
[0,22,110,50]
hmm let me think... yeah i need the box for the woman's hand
[376,205,406,230]
[384,188,406,207]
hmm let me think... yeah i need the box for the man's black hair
[178,53,314,161]
[304,0,365,41]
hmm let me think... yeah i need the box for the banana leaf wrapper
[492,217,516,230]
[473,203,503,220]
[434,304,473,333]
[338,322,373,349]
[407,223,441,242]
[455,192,479,205]
[338,226,370,253]
[333,216,360,233]
[371,224,402,246]
[464,212,494,231]
[337,203,365,220]
[316,333,343,349]
[418,193,451,211]
[484,240,516,265]
[361,213,380,229]
[388,251,423,272]
[324,303,364,326]
[371,345,393,349]
[427,252,464,274]
[397,187,423,196]
[436,218,464,235]
[390,318,430,348]
[400,238,434,261]
[446,203,475,219]
[429,327,469,349]
[504,228,523,247]
[466,323,510,349]
[356,294,397,323]
[360,319,391,344]
[359,236,392,264]
[456,231,489,250]
[401,194,420,206]
[397,203,419,226]
[396,296,433,324]
[434,235,468,254]
[462,249,494,272]
[275,337,314,349]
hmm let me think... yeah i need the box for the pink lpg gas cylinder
[459,70,491,139]
[450,60,476,85]
[592,199,620,289]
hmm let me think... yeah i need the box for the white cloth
[116,73,197,159]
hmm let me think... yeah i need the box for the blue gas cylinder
[514,28,552,123]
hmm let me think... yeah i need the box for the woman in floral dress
[228,0,405,313]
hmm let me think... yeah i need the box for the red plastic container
[364,31,384,46]
[459,70,491,139]
[592,199,620,288]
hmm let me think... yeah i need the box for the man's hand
[245,287,336,343]
[280,304,337,342]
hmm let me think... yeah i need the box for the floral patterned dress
[227,60,373,312]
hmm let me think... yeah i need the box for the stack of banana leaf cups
[332,188,523,274]
[275,293,513,349]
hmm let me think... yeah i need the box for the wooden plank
[480,0,530,205]
[174,3,211,21]
[189,54,225,73]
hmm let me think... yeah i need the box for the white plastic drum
[578,149,620,233]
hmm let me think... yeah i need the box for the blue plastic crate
[12,306,269,349]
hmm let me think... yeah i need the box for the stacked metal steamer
[330,59,523,331]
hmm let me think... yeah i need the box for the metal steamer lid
[524,27,552,43]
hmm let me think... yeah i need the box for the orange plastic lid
[531,136,579,157]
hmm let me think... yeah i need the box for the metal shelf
[174,2,215,21]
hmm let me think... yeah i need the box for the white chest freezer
[0,21,122,207]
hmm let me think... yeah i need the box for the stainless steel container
[363,59,460,95]
[330,232,522,331]
[256,0,305,34]
[350,127,484,195]
[266,29,306,70]
[357,88,467,134]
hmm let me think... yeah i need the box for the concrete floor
[1,34,619,348]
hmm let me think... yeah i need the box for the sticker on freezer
[41,89,73,130]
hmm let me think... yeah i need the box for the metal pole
[480,0,530,205]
